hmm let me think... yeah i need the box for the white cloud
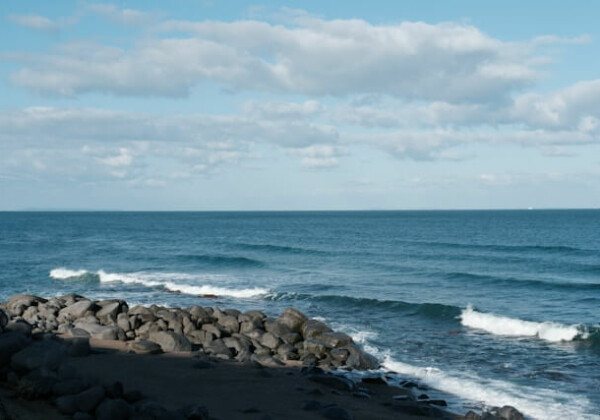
[7,14,556,100]
[86,3,156,26]
[9,14,59,32]
[96,148,133,167]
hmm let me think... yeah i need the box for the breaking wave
[49,267,268,299]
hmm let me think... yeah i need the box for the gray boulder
[342,344,379,370]
[277,307,307,333]
[117,313,131,332]
[5,294,46,316]
[75,322,120,340]
[264,319,291,337]
[128,306,156,323]
[59,300,95,321]
[217,315,240,334]
[497,406,525,420]
[204,339,233,359]
[317,332,353,348]
[96,302,121,324]
[250,353,284,368]
[128,340,162,355]
[148,331,192,352]
[53,378,92,396]
[302,319,332,339]
[259,332,281,350]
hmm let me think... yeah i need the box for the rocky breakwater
[0,293,525,420]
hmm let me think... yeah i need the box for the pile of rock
[1,294,379,371]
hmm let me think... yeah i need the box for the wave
[402,239,598,258]
[175,254,265,268]
[381,355,597,420]
[460,306,590,342]
[265,292,462,320]
[49,267,268,298]
[444,272,600,291]
[235,242,330,256]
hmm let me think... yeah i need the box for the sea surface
[0,211,599,419]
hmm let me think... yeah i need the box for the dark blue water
[1,211,599,419]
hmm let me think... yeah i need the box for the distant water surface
[1,211,599,419]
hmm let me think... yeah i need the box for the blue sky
[1,1,599,210]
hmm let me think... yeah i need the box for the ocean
[0,210,598,419]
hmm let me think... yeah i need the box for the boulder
[250,353,285,368]
[204,339,233,359]
[497,406,525,420]
[280,332,302,345]
[96,302,121,324]
[11,339,67,372]
[128,340,162,355]
[342,344,379,370]
[95,398,132,420]
[128,306,156,323]
[186,329,212,345]
[259,332,281,350]
[4,319,33,335]
[302,319,332,339]
[75,385,106,412]
[6,295,46,316]
[148,331,192,352]
[217,315,240,334]
[330,348,350,362]
[317,332,353,348]
[117,313,131,332]
[0,332,31,366]
[304,338,332,356]
[75,322,120,340]
[0,308,8,329]
[59,300,95,321]
[264,319,291,337]
[201,324,223,339]
[278,308,307,333]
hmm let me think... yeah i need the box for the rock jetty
[0,293,525,420]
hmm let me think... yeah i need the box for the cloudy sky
[1,1,599,210]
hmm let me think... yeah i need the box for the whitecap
[460,305,586,342]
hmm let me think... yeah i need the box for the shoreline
[0,293,524,419]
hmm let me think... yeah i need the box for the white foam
[49,268,89,279]
[50,267,268,298]
[97,270,268,298]
[382,356,597,420]
[460,305,585,342]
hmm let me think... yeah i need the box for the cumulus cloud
[7,13,559,100]
[86,3,156,26]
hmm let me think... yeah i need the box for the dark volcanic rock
[302,319,333,339]
[59,300,95,321]
[148,331,192,352]
[497,405,525,420]
[277,308,307,333]
[128,340,163,355]
[4,319,33,335]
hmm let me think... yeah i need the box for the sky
[1,1,599,210]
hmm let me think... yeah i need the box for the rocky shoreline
[0,293,525,420]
